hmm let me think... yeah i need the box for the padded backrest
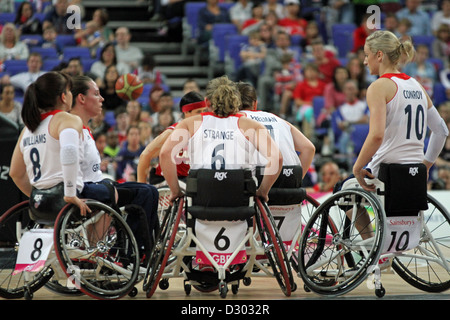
[378,163,428,217]
[29,183,66,224]
[186,169,256,207]
[255,165,305,205]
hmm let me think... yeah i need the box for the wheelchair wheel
[298,189,385,296]
[53,200,140,300]
[157,186,186,245]
[255,198,293,297]
[392,194,450,293]
[288,194,321,273]
[144,197,183,298]
[0,201,54,299]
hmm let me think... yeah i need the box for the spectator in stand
[150,91,180,124]
[306,160,342,193]
[324,0,354,36]
[74,20,102,58]
[352,14,375,54]
[402,44,437,97]
[0,83,23,128]
[1,52,45,93]
[277,0,307,37]
[138,120,152,146]
[41,25,63,55]
[88,108,110,137]
[0,23,29,62]
[309,38,341,84]
[293,63,326,139]
[126,100,142,126]
[91,8,115,48]
[116,125,145,182]
[229,0,253,33]
[42,0,74,34]
[183,78,201,94]
[241,3,264,35]
[262,0,285,19]
[197,0,230,48]
[394,18,413,42]
[256,20,276,48]
[134,53,167,85]
[319,65,349,128]
[235,30,266,87]
[90,42,130,83]
[115,27,144,71]
[334,79,369,154]
[432,24,450,67]
[14,1,43,35]
[431,0,450,36]
[396,0,432,36]
[257,30,299,111]
[346,56,368,99]
[0,0,14,13]
[64,57,83,77]
[104,129,121,159]
[299,20,322,58]
[384,13,399,35]
[111,106,130,147]
[276,52,303,120]
[145,84,165,113]
[99,64,127,111]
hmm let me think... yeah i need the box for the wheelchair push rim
[53,200,141,300]
[298,189,386,296]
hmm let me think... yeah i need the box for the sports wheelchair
[255,165,322,274]
[297,163,450,297]
[143,168,294,298]
[0,185,142,300]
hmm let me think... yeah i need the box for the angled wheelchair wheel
[288,194,321,273]
[392,194,450,293]
[255,198,293,297]
[53,200,140,300]
[0,201,54,299]
[144,197,183,298]
[298,189,385,296]
[157,186,186,245]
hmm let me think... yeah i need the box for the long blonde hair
[205,75,241,117]
[365,30,415,66]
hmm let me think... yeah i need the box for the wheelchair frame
[143,195,294,299]
[297,178,450,297]
[0,199,142,300]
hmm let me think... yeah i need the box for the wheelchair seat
[29,183,66,225]
[185,168,256,221]
[256,165,306,205]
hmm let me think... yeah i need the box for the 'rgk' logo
[283,168,294,177]
[214,172,227,181]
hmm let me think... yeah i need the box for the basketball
[115,73,144,101]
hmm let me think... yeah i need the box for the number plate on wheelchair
[195,220,247,266]
[13,229,53,275]
[271,204,302,246]
[383,216,421,254]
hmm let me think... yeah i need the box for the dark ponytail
[22,82,41,132]
[21,71,72,132]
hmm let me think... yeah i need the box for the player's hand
[64,196,91,216]
[353,167,376,192]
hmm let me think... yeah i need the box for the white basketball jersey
[81,126,103,183]
[20,111,84,192]
[188,112,254,170]
[367,73,428,177]
[241,110,300,166]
